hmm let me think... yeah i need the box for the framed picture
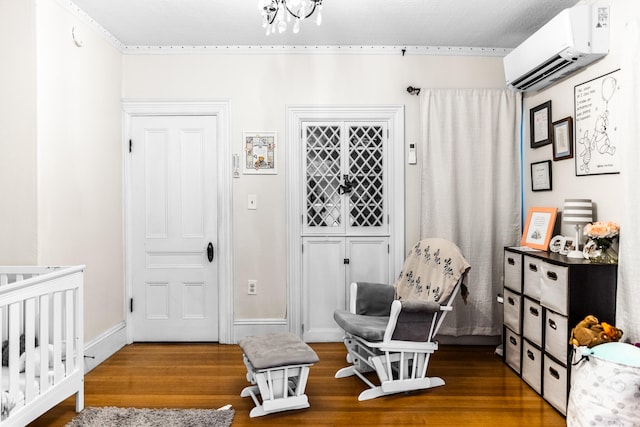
[243,132,277,174]
[530,101,552,148]
[552,117,573,161]
[560,236,576,255]
[530,160,552,191]
[574,69,621,176]
[521,207,558,250]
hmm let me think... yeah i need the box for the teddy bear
[570,315,623,348]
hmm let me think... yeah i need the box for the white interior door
[131,115,218,341]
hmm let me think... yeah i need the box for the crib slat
[65,290,74,373]
[8,303,20,400]
[38,294,50,392]
[24,298,37,402]
[52,292,63,383]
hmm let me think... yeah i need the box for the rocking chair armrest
[349,282,395,315]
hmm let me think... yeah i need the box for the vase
[586,238,618,264]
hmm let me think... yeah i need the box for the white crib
[0,266,84,426]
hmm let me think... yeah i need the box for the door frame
[122,99,233,344]
[286,105,405,337]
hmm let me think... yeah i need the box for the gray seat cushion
[239,332,319,369]
[333,310,389,342]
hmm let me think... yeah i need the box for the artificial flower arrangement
[583,221,619,263]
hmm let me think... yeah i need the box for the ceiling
[70,0,582,51]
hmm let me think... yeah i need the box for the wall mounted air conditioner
[504,5,609,92]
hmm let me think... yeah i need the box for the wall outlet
[248,280,257,295]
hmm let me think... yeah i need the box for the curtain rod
[407,86,421,96]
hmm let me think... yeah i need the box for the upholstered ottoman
[239,332,319,417]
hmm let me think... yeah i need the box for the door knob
[207,242,214,263]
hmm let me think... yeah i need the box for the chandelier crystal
[259,0,323,35]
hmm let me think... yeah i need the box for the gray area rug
[65,406,234,427]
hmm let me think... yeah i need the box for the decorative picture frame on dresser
[521,207,558,250]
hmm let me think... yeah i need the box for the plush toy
[570,315,623,348]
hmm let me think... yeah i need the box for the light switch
[248,194,257,210]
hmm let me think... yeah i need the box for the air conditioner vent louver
[503,5,609,92]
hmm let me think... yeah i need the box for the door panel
[131,115,218,341]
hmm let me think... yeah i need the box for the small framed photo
[530,101,552,148]
[552,117,574,161]
[521,207,558,251]
[560,236,576,255]
[243,132,277,174]
[531,160,552,192]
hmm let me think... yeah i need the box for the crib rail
[0,266,84,426]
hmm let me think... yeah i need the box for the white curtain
[420,89,521,336]
[618,17,640,342]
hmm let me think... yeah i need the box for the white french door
[130,115,218,341]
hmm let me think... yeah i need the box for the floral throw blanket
[394,238,471,304]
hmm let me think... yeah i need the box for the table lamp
[563,198,593,258]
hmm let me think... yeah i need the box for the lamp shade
[563,199,593,224]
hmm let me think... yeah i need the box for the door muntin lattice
[305,125,342,228]
[303,122,387,234]
[348,125,384,227]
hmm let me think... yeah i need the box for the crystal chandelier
[259,0,323,35]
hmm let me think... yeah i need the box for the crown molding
[59,1,510,57]
[122,45,510,56]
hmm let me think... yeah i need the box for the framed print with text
[574,69,621,176]
[531,160,552,192]
[521,207,558,251]
[243,132,277,174]
[552,117,573,161]
[530,101,552,148]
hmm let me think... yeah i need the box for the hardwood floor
[29,342,565,426]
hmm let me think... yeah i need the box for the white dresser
[502,247,617,414]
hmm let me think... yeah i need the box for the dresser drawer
[522,297,543,346]
[504,327,521,374]
[521,340,542,394]
[504,252,522,292]
[545,310,569,363]
[543,355,568,415]
[503,288,521,332]
[540,263,569,315]
[523,255,542,300]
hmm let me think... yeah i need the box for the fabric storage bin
[503,288,521,332]
[567,343,640,427]
[523,255,542,299]
[543,355,567,415]
[544,310,568,363]
[522,297,542,346]
[540,263,569,315]
[521,340,542,394]
[503,252,522,292]
[504,327,521,374]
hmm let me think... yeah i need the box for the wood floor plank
[28,342,565,426]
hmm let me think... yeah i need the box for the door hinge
[129,139,132,153]
[129,298,133,313]
[301,243,304,253]
[388,244,390,253]
[343,258,350,264]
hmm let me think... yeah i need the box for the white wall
[122,54,506,320]
[0,0,38,264]
[523,0,637,236]
[36,0,125,340]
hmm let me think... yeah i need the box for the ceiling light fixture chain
[259,0,323,35]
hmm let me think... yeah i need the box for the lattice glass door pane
[348,125,385,229]
[305,125,342,229]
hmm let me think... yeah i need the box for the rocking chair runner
[333,238,471,401]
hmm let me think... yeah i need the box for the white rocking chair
[333,238,470,401]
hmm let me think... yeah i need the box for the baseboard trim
[83,321,127,373]
[233,318,289,343]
